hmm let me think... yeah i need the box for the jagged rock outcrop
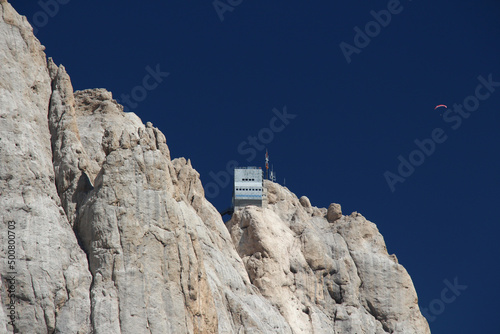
[0,1,430,333]
[227,181,430,334]
[52,85,290,333]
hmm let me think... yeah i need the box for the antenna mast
[270,165,276,182]
[265,150,269,180]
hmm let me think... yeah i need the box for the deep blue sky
[9,1,499,333]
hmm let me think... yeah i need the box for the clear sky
[9,1,500,333]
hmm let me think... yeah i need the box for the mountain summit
[0,1,430,333]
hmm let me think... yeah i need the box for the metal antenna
[265,150,269,180]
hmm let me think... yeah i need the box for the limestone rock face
[73,107,219,333]
[0,2,92,333]
[227,181,430,334]
[48,59,94,226]
[0,5,291,332]
[67,89,290,333]
[0,2,430,333]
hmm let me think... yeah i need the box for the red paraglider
[435,104,447,110]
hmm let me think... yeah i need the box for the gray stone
[327,203,342,223]
[299,196,312,208]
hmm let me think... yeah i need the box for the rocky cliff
[0,1,430,333]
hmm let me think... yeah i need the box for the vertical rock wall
[0,2,91,333]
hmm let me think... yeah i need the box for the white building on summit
[233,167,264,208]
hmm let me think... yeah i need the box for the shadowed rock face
[0,2,430,333]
